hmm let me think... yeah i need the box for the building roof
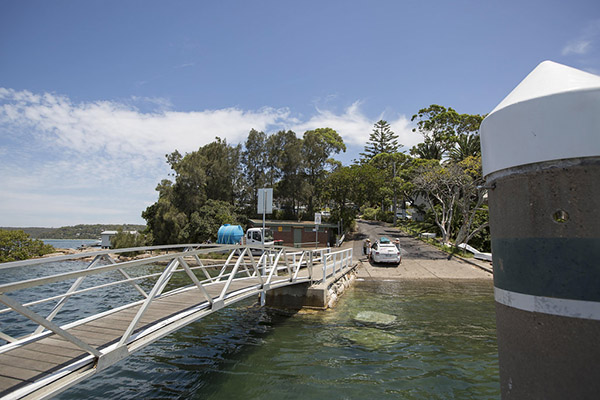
[249,219,337,228]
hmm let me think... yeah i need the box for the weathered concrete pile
[326,268,357,308]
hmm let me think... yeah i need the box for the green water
[60,279,499,399]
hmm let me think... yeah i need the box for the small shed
[100,230,138,248]
[100,231,118,248]
[249,219,337,248]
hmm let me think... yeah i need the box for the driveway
[350,220,492,281]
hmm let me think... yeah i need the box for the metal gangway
[0,244,353,400]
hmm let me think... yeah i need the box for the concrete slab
[349,220,493,281]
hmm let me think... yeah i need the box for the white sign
[257,188,273,214]
[314,212,322,225]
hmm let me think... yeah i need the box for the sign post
[314,212,321,248]
[257,188,273,245]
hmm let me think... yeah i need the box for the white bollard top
[480,61,600,178]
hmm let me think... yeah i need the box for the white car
[371,242,401,265]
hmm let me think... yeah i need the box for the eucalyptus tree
[410,104,483,158]
[410,155,488,247]
[242,129,268,210]
[268,130,304,217]
[301,128,346,214]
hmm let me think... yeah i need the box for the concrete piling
[480,61,600,399]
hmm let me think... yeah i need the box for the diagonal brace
[0,294,101,358]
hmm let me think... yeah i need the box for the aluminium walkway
[0,244,354,399]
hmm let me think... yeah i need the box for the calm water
[33,274,498,399]
[42,239,101,249]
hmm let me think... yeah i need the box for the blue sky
[1,0,599,227]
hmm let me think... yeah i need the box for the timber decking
[0,272,310,398]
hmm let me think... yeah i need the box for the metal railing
[0,243,354,400]
[0,244,353,350]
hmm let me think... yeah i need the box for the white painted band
[481,89,600,177]
[495,287,600,321]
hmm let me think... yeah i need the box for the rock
[354,311,397,326]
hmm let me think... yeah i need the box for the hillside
[1,224,146,239]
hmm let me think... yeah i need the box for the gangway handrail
[0,243,353,400]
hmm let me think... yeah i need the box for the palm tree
[448,134,480,162]
[411,139,443,160]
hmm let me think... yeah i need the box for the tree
[143,138,242,244]
[411,156,489,247]
[411,160,463,244]
[411,105,483,158]
[410,139,443,160]
[360,120,401,160]
[198,137,242,205]
[269,130,304,218]
[322,165,356,232]
[301,128,346,215]
[452,155,489,246]
[0,229,55,262]
[242,129,268,211]
[183,199,239,242]
[111,229,148,256]
[370,152,411,223]
[448,134,481,163]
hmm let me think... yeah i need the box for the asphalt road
[349,220,492,281]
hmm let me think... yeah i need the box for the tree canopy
[0,229,55,262]
[140,104,490,251]
[360,120,400,160]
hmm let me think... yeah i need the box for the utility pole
[392,160,397,226]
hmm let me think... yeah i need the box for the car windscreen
[264,229,274,241]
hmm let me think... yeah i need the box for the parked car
[370,241,401,265]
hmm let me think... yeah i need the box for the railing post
[322,253,327,282]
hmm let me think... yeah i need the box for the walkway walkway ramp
[0,244,353,399]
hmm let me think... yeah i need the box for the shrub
[0,229,55,262]
[362,207,378,220]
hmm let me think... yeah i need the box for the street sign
[314,212,321,225]
[257,188,273,214]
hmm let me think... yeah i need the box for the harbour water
[42,239,101,249]
[42,275,499,399]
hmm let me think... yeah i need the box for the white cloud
[562,40,591,56]
[290,101,420,151]
[0,89,421,226]
[562,19,600,56]
[0,89,290,159]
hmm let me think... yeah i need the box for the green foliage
[376,209,394,223]
[140,104,489,250]
[302,127,346,214]
[111,229,148,256]
[360,120,401,161]
[144,138,242,244]
[184,200,239,242]
[0,229,55,262]
[410,105,484,159]
[0,224,146,240]
[362,207,378,221]
[448,134,481,162]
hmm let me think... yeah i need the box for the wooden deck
[0,272,310,399]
